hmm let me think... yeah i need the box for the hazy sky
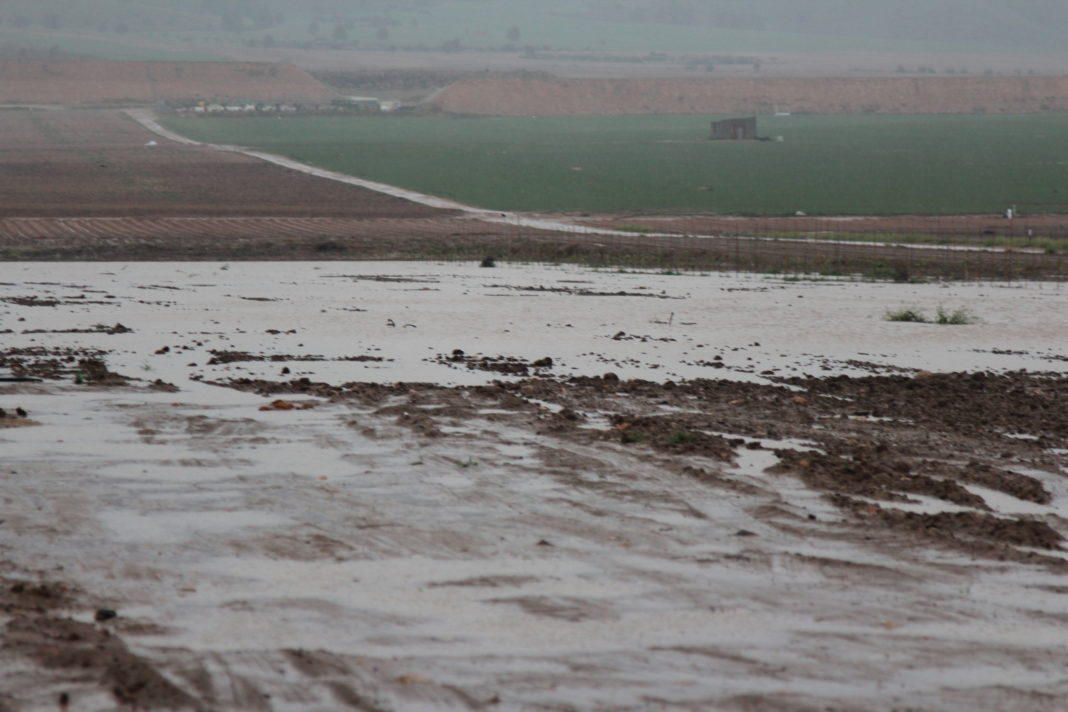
[3,1,1067,54]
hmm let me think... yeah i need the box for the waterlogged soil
[3,265,1068,711]
[221,368,1068,567]
[1,581,195,711]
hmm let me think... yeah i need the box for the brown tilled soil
[0,109,449,219]
[579,213,1068,240]
[429,76,1068,116]
[0,60,334,105]
[4,214,1064,281]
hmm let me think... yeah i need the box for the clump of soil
[433,350,555,376]
[2,296,61,307]
[1,581,73,614]
[0,578,196,709]
[834,497,1064,564]
[213,370,1067,566]
[5,616,196,709]
[0,347,106,380]
[486,284,681,299]
[206,350,388,365]
[77,358,130,386]
[772,445,990,509]
[793,371,1068,442]
[21,323,131,335]
[607,414,737,460]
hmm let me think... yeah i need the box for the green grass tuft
[885,305,977,324]
[884,308,930,323]
[934,305,977,324]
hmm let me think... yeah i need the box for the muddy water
[2,262,1067,711]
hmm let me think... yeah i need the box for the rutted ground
[2,262,1068,711]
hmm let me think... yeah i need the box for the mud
[206,350,388,365]
[0,347,107,381]
[4,264,1068,710]
[205,368,1068,567]
[6,616,197,710]
[432,351,556,376]
[485,284,684,299]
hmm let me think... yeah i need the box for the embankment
[0,60,334,104]
[430,76,1068,116]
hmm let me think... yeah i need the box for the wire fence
[487,216,1068,283]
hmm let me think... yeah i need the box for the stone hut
[710,117,757,140]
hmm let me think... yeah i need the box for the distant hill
[430,76,1068,116]
[0,61,335,104]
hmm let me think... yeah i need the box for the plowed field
[0,109,451,219]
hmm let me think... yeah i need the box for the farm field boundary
[3,216,1064,282]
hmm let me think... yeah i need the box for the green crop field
[161,114,1068,216]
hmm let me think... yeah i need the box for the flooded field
[2,261,1067,710]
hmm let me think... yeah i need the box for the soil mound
[430,76,1068,116]
[0,60,335,105]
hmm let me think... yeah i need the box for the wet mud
[3,265,1068,710]
[212,368,1068,567]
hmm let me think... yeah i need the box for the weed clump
[934,306,976,324]
[884,306,976,324]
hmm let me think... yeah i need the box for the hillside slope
[0,60,335,104]
[431,76,1068,116]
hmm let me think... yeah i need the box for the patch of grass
[884,308,930,323]
[884,306,977,324]
[764,230,1068,254]
[934,305,977,324]
[668,431,698,446]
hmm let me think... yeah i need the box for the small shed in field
[710,117,757,141]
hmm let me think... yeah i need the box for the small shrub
[884,308,928,323]
[884,306,977,325]
[934,306,976,325]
